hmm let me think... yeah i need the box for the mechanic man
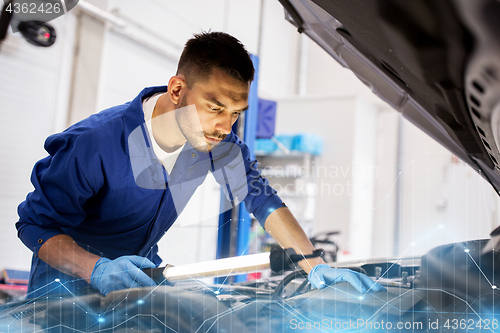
[16,31,385,298]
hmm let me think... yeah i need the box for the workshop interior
[0,0,499,332]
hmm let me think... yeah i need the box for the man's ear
[168,75,187,106]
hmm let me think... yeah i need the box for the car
[0,0,499,332]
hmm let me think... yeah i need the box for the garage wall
[397,116,500,257]
[371,108,399,259]
[258,0,301,98]
[306,40,375,100]
[370,106,500,259]
[275,95,360,254]
[0,13,77,270]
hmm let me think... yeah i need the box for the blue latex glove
[90,255,157,296]
[308,264,386,293]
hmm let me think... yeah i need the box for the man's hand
[263,208,386,293]
[90,256,157,295]
[308,264,386,293]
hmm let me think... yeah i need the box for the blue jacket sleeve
[211,134,284,227]
[16,133,96,256]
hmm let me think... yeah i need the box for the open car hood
[278,0,500,195]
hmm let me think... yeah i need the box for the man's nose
[215,112,234,135]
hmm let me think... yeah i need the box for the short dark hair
[177,31,255,88]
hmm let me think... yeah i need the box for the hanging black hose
[287,278,310,299]
[272,269,307,301]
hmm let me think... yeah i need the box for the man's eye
[210,106,221,111]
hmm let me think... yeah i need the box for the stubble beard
[175,95,227,153]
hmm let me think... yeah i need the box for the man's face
[175,68,250,152]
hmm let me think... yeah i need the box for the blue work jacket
[16,86,284,298]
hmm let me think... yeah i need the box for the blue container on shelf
[292,133,323,155]
[256,133,323,155]
[275,134,294,151]
[255,138,277,154]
